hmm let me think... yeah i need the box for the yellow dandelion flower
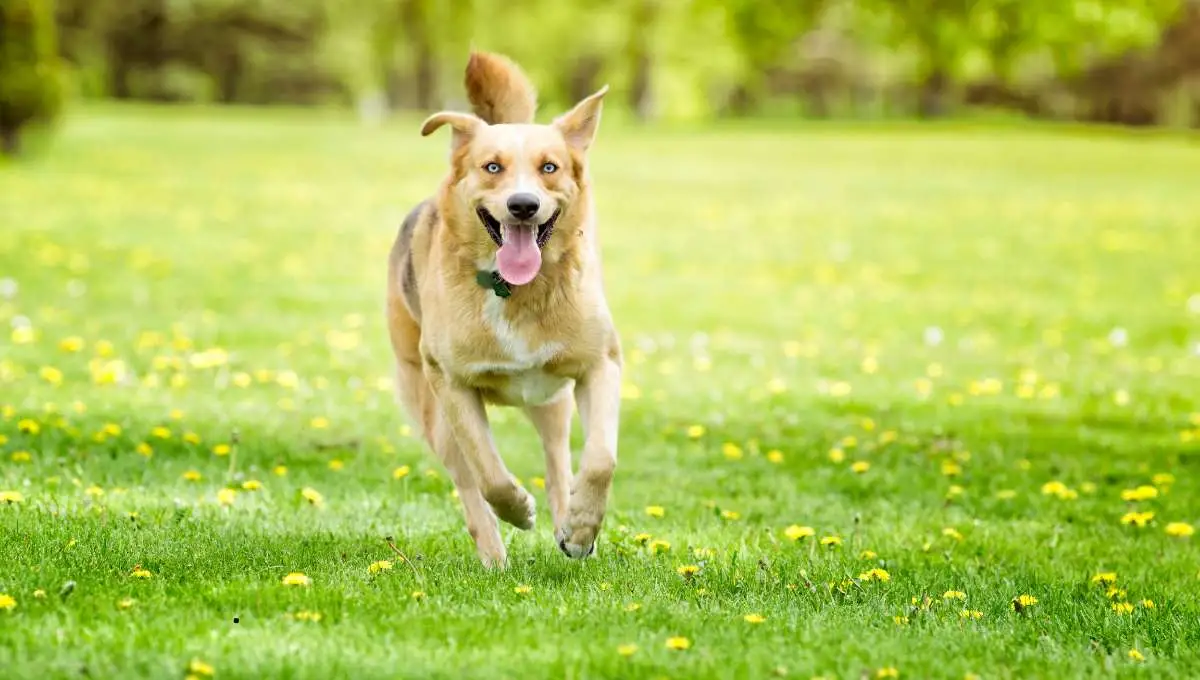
[282,572,311,586]
[942,527,964,541]
[85,485,104,497]
[645,505,665,518]
[665,636,690,651]
[1013,594,1038,610]
[1,491,26,504]
[1166,522,1194,538]
[1141,599,1155,609]
[743,613,766,624]
[893,615,909,625]
[388,465,412,481]
[301,487,324,507]
[117,597,136,610]
[828,447,846,463]
[722,442,743,460]
[294,610,322,622]
[17,419,40,435]
[720,509,740,521]
[11,327,34,344]
[241,480,262,491]
[411,591,426,600]
[649,540,671,554]
[941,460,962,476]
[860,550,878,560]
[33,589,46,599]
[820,535,842,547]
[943,590,966,600]
[135,442,153,458]
[1121,486,1158,502]
[150,426,171,440]
[513,585,532,595]
[1091,572,1117,586]
[686,425,705,439]
[1041,480,1068,496]
[368,560,393,574]
[0,594,16,611]
[1120,511,1154,527]
[633,532,652,545]
[39,366,63,386]
[875,668,899,679]
[310,417,329,429]
[960,609,984,620]
[212,444,231,456]
[851,461,871,474]
[182,470,202,482]
[130,568,152,579]
[1112,602,1135,615]
[59,336,85,353]
[1152,473,1175,487]
[624,602,641,612]
[858,568,890,582]
[328,459,344,471]
[1129,648,1145,662]
[217,488,236,506]
[183,432,201,445]
[11,451,31,463]
[676,565,700,577]
[187,659,214,677]
[617,643,638,657]
[273,465,288,476]
[767,449,784,464]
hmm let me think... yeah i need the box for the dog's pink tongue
[496,225,542,286]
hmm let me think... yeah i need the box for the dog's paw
[555,489,606,559]
[485,481,536,531]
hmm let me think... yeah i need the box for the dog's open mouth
[476,207,560,286]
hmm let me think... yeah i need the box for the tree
[0,0,63,155]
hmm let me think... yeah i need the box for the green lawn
[2,106,1199,679]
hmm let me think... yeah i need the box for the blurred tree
[0,0,63,155]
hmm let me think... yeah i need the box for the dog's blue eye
[541,162,558,174]
[484,162,503,174]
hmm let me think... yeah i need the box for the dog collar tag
[476,270,511,298]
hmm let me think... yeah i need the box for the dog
[386,51,621,567]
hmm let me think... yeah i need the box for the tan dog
[386,52,621,567]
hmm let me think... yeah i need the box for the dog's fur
[386,52,621,567]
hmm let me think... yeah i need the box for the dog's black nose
[506,193,540,221]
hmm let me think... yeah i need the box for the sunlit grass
[1,105,1199,678]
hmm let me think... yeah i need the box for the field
[1,106,1199,679]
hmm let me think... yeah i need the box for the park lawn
[1,105,1199,679]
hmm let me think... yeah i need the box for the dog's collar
[475,270,511,298]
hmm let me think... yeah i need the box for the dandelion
[944,590,966,600]
[217,488,236,506]
[828,448,846,463]
[893,615,909,626]
[17,419,39,435]
[393,465,411,480]
[960,609,984,620]
[767,450,784,464]
[39,366,63,386]
[117,598,136,610]
[633,532,652,545]
[10,451,30,463]
[241,480,262,491]
[410,591,425,600]
[624,602,641,612]
[1141,599,1155,609]
[1128,649,1145,662]
[860,550,878,560]
[136,442,153,458]
[851,461,871,474]
[187,659,214,677]
[649,540,671,554]
[720,509,740,521]
[301,487,324,507]
[368,560,393,574]
[743,613,766,624]
[282,572,311,586]
[212,444,231,456]
[1166,522,1194,538]
[294,610,322,622]
[130,568,152,579]
[665,636,691,651]
[1091,572,1117,586]
[1152,473,1176,487]
[182,470,202,482]
[722,442,743,460]
[151,426,171,440]
[1106,587,1127,600]
[645,505,665,518]
[85,485,104,497]
[328,460,344,471]
[513,585,532,595]
[0,594,16,611]
[821,535,842,547]
[183,432,201,445]
[875,668,899,679]
[1112,602,1134,615]
[686,425,705,439]
[677,565,700,578]
[942,527,964,541]
[59,336,85,353]
[1121,486,1158,502]
[941,460,962,476]
[858,568,890,582]
[785,525,815,541]
[617,643,638,656]
[1120,511,1154,527]
[273,465,288,476]
[1012,594,1038,611]
[33,589,45,599]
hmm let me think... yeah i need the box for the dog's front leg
[557,348,621,558]
[425,365,537,536]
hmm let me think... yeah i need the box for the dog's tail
[465,51,537,125]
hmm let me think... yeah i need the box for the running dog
[386,51,621,567]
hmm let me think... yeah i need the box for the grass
[1,104,1199,679]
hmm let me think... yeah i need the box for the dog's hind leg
[433,413,506,568]
[524,393,574,538]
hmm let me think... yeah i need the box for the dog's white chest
[465,292,570,405]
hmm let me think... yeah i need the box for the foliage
[0,0,63,155]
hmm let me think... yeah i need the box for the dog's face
[421,88,607,285]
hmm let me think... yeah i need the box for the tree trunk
[918,67,948,118]
[401,0,437,110]
[0,127,19,156]
[627,0,657,120]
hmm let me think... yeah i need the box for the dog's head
[420,87,607,286]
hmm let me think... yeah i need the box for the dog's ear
[554,85,608,153]
[420,112,484,154]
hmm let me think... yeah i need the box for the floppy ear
[554,85,608,152]
[420,111,485,154]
